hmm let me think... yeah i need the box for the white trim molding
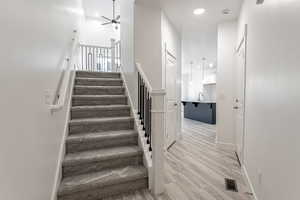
[50,71,76,200]
[242,165,259,200]
[135,62,166,196]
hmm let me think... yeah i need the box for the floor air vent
[225,178,238,192]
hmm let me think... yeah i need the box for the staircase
[57,71,148,200]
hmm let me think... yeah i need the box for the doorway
[234,24,247,165]
[165,48,178,149]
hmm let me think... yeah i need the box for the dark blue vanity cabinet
[182,101,216,124]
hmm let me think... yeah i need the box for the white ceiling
[159,0,243,32]
[83,0,242,31]
[82,0,120,21]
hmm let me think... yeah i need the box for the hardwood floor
[105,118,253,200]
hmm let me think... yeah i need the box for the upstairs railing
[78,39,120,72]
[135,63,165,195]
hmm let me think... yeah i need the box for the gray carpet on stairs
[57,71,148,200]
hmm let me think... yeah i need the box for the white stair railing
[135,63,166,195]
[78,39,121,72]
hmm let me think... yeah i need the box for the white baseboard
[242,164,259,200]
[50,71,75,200]
[215,141,236,151]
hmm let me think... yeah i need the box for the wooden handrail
[135,63,153,93]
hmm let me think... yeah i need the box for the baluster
[138,73,140,115]
[81,46,83,70]
[85,46,87,71]
[146,92,149,141]
[149,96,152,151]
[96,47,98,72]
[101,48,103,72]
[141,81,144,123]
[93,47,95,71]
[105,48,107,72]
[86,48,88,71]
[87,47,90,71]
[109,48,111,72]
[98,47,100,71]
[144,88,148,134]
[143,86,147,131]
[107,48,109,72]
[104,48,106,72]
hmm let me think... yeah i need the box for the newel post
[110,38,116,72]
[150,89,166,195]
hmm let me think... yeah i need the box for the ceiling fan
[102,0,120,30]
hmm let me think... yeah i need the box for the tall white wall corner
[150,89,166,196]
[216,20,238,146]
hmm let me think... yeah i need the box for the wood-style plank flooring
[105,118,253,200]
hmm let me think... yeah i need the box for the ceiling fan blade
[102,22,112,25]
[115,15,120,20]
[102,16,111,21]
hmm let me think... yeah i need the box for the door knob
[233,106,239,109]
[174,103,178,106]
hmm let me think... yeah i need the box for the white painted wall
[181,27,218,101]
[134,1,163,89]
[0,1,82,200]
[216,21,237,146]
[79,16,120,46]
[161,12,182,138]
[120,0,137,108]
[238,1,300,200]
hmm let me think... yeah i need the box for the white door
[234,25,247,164]
[166,50,178,149]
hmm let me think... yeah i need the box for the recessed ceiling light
[193,8,206,15]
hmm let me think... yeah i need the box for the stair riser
[69,120,134,135]
[74,87,125,95]
[75,79,123,86]
[72,97,127,106]
[58,178,148,200]
[67,136,138,153]
[63,156,143,178]
[76,72,120,79]
[71,108,130,119]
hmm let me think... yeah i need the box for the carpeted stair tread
[63,146,142,166]
[58,165,148,196]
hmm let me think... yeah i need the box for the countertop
[182,100,216,104]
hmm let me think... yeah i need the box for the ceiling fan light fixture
[193,8,206,15]
[101,0,120,28]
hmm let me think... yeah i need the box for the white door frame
[164,43,179,150]
[235,24,248,165]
